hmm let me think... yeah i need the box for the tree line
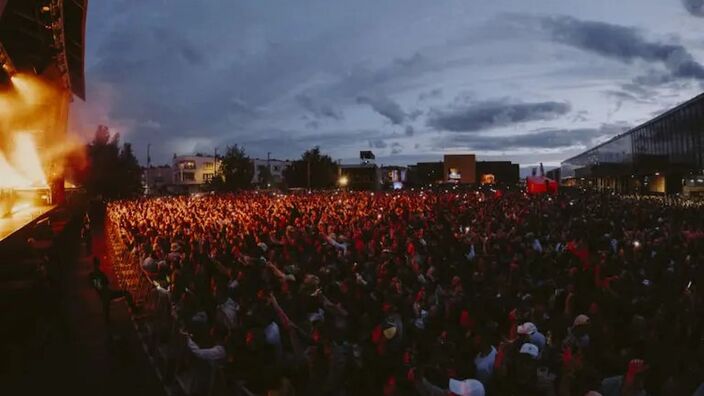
[80,125,340,199]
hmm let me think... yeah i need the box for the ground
[0,207,166,396]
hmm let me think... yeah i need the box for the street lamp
[338,175,349,188]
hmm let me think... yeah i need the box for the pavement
[0,208,166,396]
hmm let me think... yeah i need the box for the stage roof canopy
[0,0,87,99]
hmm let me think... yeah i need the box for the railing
[104,219,152,305]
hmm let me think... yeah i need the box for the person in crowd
[89,257,138,323]
[105,191,704,395]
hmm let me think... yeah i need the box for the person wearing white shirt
[185,327,227,364]
[474,345,496,386]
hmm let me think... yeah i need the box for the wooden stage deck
[0,204,56,243]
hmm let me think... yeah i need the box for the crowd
[107,190,704,396]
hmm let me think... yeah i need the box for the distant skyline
[69,0,704,168]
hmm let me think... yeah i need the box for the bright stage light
[11,75,35,101]
[10,74,50,105]
[338,176,349,187]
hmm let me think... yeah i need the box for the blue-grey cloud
[448,123,629,151]
[369,139,388,149]
[682,0,704,16]
[427,100,570,132]
[231,128,386,160]
[541,16,704,81]
[408,109,423,121]
[391,142,403,155]
[296,94,344,121]
[73,1,704,168]
[356,95,407,125]
[306,120,321,129]
[418,88,443,101]
[603,89,654,114]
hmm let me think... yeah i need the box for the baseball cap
[382,325,397,340]
[573,314,590,327]
[519,343,540,359]
[448,378,485,396]
[517,322,537,335]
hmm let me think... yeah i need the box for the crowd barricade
[105,216,232,396]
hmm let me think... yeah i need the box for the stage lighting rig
[0,42,17,77]
[41,1,71,91]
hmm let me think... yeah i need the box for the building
[143,165,173,195]
[172,154,218,193]
[545,167,561,182]
[407,162,444,186]
[338,151,381,190]
[561,93,704,194]
[380,166,407,190]
[251,158,292,187]
[443,154,477,184]
[339,164,380,190]
[476,161,520,185]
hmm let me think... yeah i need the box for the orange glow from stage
[0,133,47,188]
[10,74,42,104]
[0,73,80,190]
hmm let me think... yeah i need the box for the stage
[0,204,56,243]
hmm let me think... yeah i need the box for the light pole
[214,147,218,179]
[267,151,271,187]
[146,143,151,195]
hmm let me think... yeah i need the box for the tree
[117,143,143,196]
[207,145,253,191]
[257,164,273,187]
[283,146,338,189]
[84,125,143,199]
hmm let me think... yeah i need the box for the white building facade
[143,165,174,195]
[251,158,292,186]
[172,154,219,192]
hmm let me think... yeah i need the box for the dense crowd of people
[107,190,704,396]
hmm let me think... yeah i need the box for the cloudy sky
[69,0,704,168]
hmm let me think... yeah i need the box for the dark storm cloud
[306,120,321,129]
[391,142,403,155]
[682,0,704,16]
[570,110,589,123]
[604,90,642,103]
[541,16,704,81]
[427,100,570,132]
[603,89,654,113]
[77,1,704,167]
[418,88,443,101]
[620,83,658,100]
[356,95,407,125]
[369,139,388,149]
[330,52,436,99]
[234,128,387,159]
[448,123,629,151]
[296,94,344,121]
[408,109,423,121]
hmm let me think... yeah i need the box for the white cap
[519,343,539,359]
[573,314,590,327]
[517,322,537,335]
[448,378,485,396]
